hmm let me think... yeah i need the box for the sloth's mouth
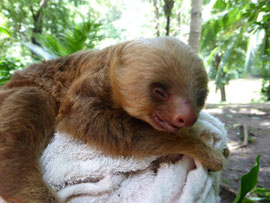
[152,113,180,133]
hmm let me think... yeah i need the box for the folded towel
[40,111,227,203]
[0,111,227,203]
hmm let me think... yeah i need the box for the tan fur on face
[110,37,208,123]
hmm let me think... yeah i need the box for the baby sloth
[0,37,226,202]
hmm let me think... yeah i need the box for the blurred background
[0,0,269,103]
[0,0,269,202]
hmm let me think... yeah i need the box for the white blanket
[40,111,227,203]
[0,112,227,203]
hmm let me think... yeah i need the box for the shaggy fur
[0,37,225,202]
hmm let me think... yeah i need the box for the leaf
[243,196,264,202]
[250,187,270,201]
[0,57,24,85]
[207,47,218,64]
[244,29,265,75]
[0,26,11,37]
[29,21,103,57]
[34,34,67,57]
[233,155,261,203]
[21,42,57,60]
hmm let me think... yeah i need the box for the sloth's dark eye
[151,83,169,102]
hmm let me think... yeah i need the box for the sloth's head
[110,37,208,133]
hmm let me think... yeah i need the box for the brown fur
[0,37,225,202]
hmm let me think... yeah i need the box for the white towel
[0,111,227,203]
[40,111,227,203]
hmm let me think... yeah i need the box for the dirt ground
[204,103,270,202]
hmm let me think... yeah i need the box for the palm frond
[22,42,57,60]
[24,20,103,60]
[244,29,266,75]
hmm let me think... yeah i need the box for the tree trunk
[163,0,175,36]
[153,0,160,37]
[188,0,202,53]
[214,54,227,102]
[30,0,49,45]
[165,15,170,36]
[220,84,226,102]
[31,10,43,45]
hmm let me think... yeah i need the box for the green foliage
[201,0,270,102]
[25,21,103,59]
[0,0,88,40]
[261,70,270,101]
[233,155,260,203]
[201,0,249,87]
[249,187,270,202]
[214,40,235,90]
[258,44,270,102]
[243,0,270,100]
[0,26,11,37]
[243,0,269,75]
[0,57,26,85]
[22,42,55,60]
[0,0,102,58]
[0,0,119,84]
[101,5,122,39]
[201,0,247,51]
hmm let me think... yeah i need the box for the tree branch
[40,0,49,8]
